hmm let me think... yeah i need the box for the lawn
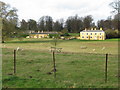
[2,38,119,54]
[2,38,119,88]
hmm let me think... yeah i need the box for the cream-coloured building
[29,33,49,38]
[27,31,58,38]
[80,29,106,40]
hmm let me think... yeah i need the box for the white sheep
[102,47,105,50]
[93,49,95,51]
[16,47,20,51]
[80,46,87,49]
[16,47,23,51]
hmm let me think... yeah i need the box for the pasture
[2,38,119,88]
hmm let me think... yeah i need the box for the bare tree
[0,1,18,43]
[110,0,120,30]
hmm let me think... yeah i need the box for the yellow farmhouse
[29,33,49,38]
[80,29,106,40]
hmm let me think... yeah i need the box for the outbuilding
[29,33,49,38]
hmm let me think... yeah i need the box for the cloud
[2,0,113,23]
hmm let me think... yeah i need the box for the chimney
[100,27,102,30]
[94,28,96,30]
[91,28,93,30]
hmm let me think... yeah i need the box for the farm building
[28,33,49,38]
[80,28,106,40]
[26,31,58,38]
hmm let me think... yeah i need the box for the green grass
[3,38,118,54]
[68,33,80,36]
[2,38,119,88]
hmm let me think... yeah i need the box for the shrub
[61,29,68,34]
[49,34,60,38]
[60,29,70,36]
[20,34,29,38]
[60,33,70,36]
[105,29,118,39]
[13,33,29,41]
[114,30,120,38]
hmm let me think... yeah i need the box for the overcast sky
[2,0,114,23]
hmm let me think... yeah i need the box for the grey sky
[2,0,114,23]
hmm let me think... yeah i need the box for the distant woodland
[0,1,120,42]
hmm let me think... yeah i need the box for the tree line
[20,14,119,33]
[0,0,119,42]
[20,15,94,33]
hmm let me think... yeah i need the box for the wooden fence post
[13,49,16,74]
[53,51,56,78]
[105,53,108,83]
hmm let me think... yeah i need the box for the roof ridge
[80,30,104,32]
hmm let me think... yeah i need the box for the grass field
[2,38,119,88]
[2,38,119,54]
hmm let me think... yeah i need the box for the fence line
[57,51,118,56]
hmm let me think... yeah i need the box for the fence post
[13,49,16,74]
[53,51,56,78]
[105,53,108,83]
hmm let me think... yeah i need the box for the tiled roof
[80,30,104,32]
[30,33,50,34]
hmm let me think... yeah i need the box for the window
[82,36,84,38]
[100,37,101,38]
[90,33,92,35]
[82,33,84,35]
[86,36,88,38]
[90,37,92,38]
[86,33,88,35]
[100,33,102,35]
[95,33,97,35]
